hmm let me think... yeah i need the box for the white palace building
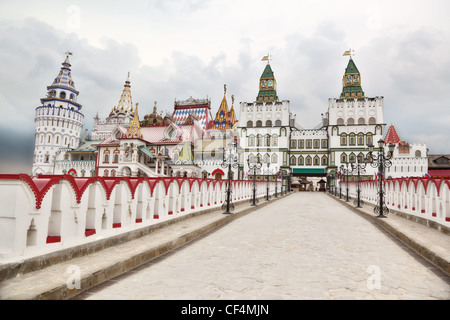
[0,52,448,265]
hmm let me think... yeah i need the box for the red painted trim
[85,229,96,237]
[46,236,61,243]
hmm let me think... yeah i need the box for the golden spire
[127,103,143,139]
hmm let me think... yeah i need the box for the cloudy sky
[1,0,449,174]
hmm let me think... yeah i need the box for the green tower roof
[340,57,364,99]
[256,63,278,102]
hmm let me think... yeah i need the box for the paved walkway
[74,192,449,300]
[1,192,448,300]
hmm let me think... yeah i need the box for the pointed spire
[110,72,134,118]
[229,94,236,126]
[340,55,364,99]
[51,52,76,90]
[213,85,231,129]
[127,103,143,139]
[256,62,278,102]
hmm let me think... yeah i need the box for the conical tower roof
[213,86,230,129]
[50,53,77,92]
[110,72,134,117]
[384,125,403,145]
[127,104,143,139]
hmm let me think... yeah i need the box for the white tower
[32,53,84,176]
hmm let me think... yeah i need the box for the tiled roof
[384,125,402,145]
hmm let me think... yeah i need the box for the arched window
[306,156,312,166]
[256,120,262,127]
[366,132,373,146]
[313,156,320,165]
[264,153,270,164]
[349,153,356,163]
[337,118,344,125]
[341,153,347,163]
[248,154,256,163]
[357,133,364,145]
[256,135,262,147]
[113,153,119,163]
[104,154,109,163]
[265,134,270,146]
[247,120,253,128]
[340,133,347,146]
[415,150,422,157]
[313,139,320,149]
[358,117,365,125]
[298,156,304,165]
[321,156,328,166]
[266,120,272,127]
[349,133,356,145]
[290,156,297,165]
[275,119,282,126]
[59,91,66,99]
[248,135,255,147]
[271,153,278,163]
[368,117,376,125]
[111,169,116,177]
[272,134,278,146]
[347,118,354,125]
[104,169,109,177]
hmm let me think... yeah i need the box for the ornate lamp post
[337,170,342,199]
[368,139,395,218]
[221,139,240,214]
[247,158,262,206]
[264,161,271,201]
[340,161,352,202]
[327,171,335,195]
[274,169,280,198]
[351,154,367,208]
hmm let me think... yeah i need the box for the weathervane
[261,54,271,63]
[343,49,355,58]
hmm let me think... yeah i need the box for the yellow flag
[261,55,269,61]
[343,50,351,56]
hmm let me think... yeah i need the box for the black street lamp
[327,171,335,195]
[351,154,367,208]
[337,170,343,199]
[264,162,271,201]
[221,139,240,214]
[368,139,395,218]
[340,161,352,202]
[274,170,280,198]
[247,158,262,206]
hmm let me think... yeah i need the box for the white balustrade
[0,174,282,261]
[339,177,450,228]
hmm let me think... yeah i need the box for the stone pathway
[75,192,450,300]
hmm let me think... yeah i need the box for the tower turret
[32,53,84,176]
[340,56,364,99]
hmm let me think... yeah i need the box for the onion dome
[141,101,164,126]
